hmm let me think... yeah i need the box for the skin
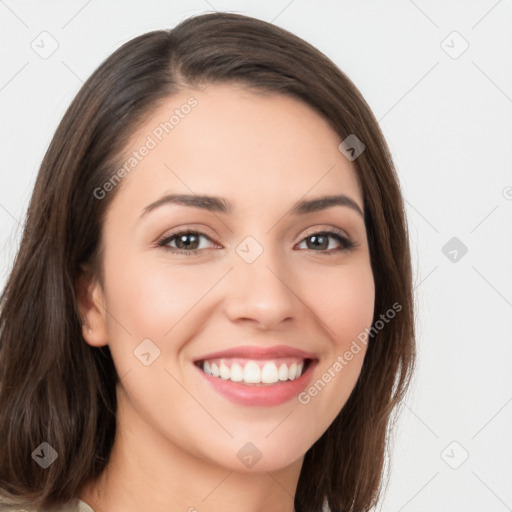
[77,83,375,512]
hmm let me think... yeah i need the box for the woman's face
[82,83,375,472]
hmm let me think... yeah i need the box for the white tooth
[296,362,304,377]
[288,363,297,380]
[203,361,211,375]
[219,363,230,379]
[278,363,289,381]
[230,363,244,382]
[211,363,220,377]
[261,362,279,383]
[243,361,261,383]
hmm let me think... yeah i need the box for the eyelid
[157,223,352,242]
[155,224,219,244]
[296,226,357,252]
[156,229,220,251]
[300,225,350,240]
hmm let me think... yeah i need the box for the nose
[222,242,299,330]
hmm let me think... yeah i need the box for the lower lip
[194,360,317,407]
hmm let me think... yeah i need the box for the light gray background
[1,1,511,510]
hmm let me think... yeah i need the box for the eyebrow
[140,193,364,219]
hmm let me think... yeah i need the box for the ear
[76,265,109,347]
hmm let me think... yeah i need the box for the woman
[0,12,415,512]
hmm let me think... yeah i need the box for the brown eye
[297,230,356,254]
[158,230,216,255]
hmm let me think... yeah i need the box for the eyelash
[156,228,356,256]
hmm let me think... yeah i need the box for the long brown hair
[0,12,415,512]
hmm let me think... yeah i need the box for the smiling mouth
[194,357,313,386]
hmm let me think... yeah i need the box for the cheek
[105,252,216,341]
[312,262,375,347]
[299,262,374,423]
[104,248,375,365]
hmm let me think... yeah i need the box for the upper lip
[194,344,317,362]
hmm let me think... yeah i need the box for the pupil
[310,234,327,250]
[177,234,198,250]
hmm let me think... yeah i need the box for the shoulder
[0,498,95,512]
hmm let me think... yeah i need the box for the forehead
[110,83,363,218]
